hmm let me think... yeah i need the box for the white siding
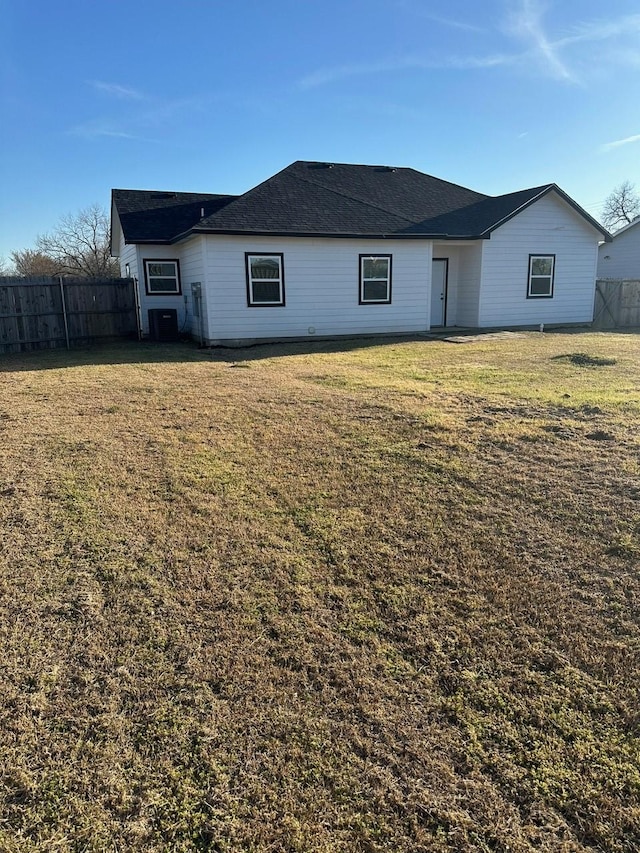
[479,193,600,327]
[597,221,640,279]
[457,243,483,327]
[117,220,138,280]
[180,237,206,337]
[135,238,204,336]
[431,242,484,327]
[201,236,432,343]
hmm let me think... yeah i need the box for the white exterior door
[431,259,448,326]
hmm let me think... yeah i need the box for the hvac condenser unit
[148,308,179,341]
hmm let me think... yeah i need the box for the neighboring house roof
[112,161,611,244]
[597,215,639,278]
[605,217,640,239]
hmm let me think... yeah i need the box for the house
[597,218,640,280]
[110,161,611,345]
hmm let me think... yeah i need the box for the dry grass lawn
[0,330,639,852]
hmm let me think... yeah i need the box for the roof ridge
[113,189,235,198]
[194,164,419,232]
[299,159,399,168]
[295,167,488,226]
[298,160,489,196]
[492,183,552,199]
[479,186,552,235]
[293,173,418,226]
[195,161,490,232]
[196,162,298,227]
[401,167,489,200]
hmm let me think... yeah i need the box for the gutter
[128,229,491,244]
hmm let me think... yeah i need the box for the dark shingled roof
[192,161,489,236]
[112,162,610,243]
[112,189,237,243]
[398,186,554,237]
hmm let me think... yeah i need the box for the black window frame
[359,254,392,305]
[245,253,286,307]
[143,258,182,296]
[526,254,555,299]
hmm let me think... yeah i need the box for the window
[246,254,285,306]
[359,255,392,304]
[527,255,555,298]
[144,259,181,295]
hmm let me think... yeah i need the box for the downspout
[198,289,204,346]
[132,276,142,340]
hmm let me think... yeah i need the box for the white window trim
[246,253,285,307]
[359,254,392,304]
[527,254,555,299]
[144,259,181,295]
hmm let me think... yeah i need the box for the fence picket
[593,280,640,330]
[0,276,138,354]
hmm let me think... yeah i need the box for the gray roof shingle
[112,189,237,243]
[112,161,609,243]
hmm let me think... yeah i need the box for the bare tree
[0,256,15,276]
[601,180,640,231]
[10,249,63,277]
[35,204,120,277]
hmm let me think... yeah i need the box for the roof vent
[376,166,397,173]
[150,192,176,199]
[309,162,334,169]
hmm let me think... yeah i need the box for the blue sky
[1,0,639,259]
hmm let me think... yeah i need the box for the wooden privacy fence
[593,279,640,331]
[0,276,140,354]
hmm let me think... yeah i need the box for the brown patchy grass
[0,330,639,852]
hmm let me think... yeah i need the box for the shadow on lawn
[2,326,638,373]
[0,334,429,373]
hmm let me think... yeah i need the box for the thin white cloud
[601,133,640,152]
[90,81,146,100]
[300,59,417,89]
[299,53,514,89]
[418,13,487,33]
[556,13,640,47]
[300,0,640,90]
[446,54,516,70]
[69,118,148,141]
[508,5,640,81]
[395,0,486,33]
[70,93,215,143]
[505,0,576,82]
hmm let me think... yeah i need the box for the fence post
[59,276,70,349]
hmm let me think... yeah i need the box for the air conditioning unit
[148,308,179,341]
